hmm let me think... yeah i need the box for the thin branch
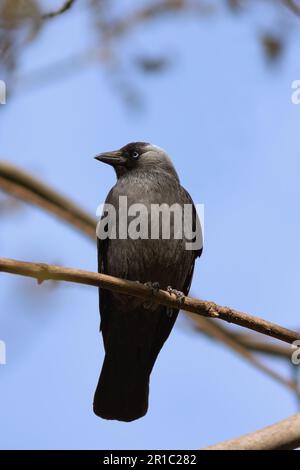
[229,331,293,358]
[102,0,214,39]
[282,0,300,17]
[0,162,95,239]
[1,257,300,346]
[42,0,76,20]
[204,413,300,450]
[190,314,293,359]
[188,314,299,394]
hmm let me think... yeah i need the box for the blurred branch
[190,314,293,359]
[1,0,295,104]
[13,1,213,101]
[204,413,300,450]
[1,257,300,346]
[283,0,300,16]
[229,331,293,358]
[14,48,98,93]
[0,161,95,239]
[188,313,299,394]
[41,0,76,20]
[99,0,214,39]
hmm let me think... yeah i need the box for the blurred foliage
[0,0,41,80]
[0,0,299,105]
[262,33,284,62]
[0,0,41,32]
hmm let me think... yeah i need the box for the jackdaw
[94,142,202,422]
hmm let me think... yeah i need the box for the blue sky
[1,1,300,450]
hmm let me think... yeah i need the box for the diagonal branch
[42,0,76,20]
[1,257,300,346]
[190,314,293,359]
[0,162,95,239]
[187,314,299,394]
[282,0,300,17]
[225,331,293,358]
[204,413,300,450]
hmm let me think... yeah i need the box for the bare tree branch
[190,314,293,359]
[187,314,299,394]
[42,0,76,20]
[100,0,214,39]
[283,0,300,17]
[0,162,95,239]
[204,413,300,450]
[228,332,293,358]
[0,257,300,346]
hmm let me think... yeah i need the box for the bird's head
[95,142,179,180]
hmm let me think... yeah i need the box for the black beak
[94,150,125,166]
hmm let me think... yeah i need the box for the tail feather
[93,352,150,422]
[94,304,178,422]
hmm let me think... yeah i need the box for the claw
[144,281,160,295]
[167,286,185,305]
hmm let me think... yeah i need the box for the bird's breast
[99,172,195,289]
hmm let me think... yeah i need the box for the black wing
[180,187,203,296]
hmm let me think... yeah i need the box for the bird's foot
[167,286,185,306]
[144,281,160,295]
[142,282,160,309]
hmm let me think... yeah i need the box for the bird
[93,142,202,422]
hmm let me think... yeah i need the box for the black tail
[94,302,178,422]
[93,352,150,422]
